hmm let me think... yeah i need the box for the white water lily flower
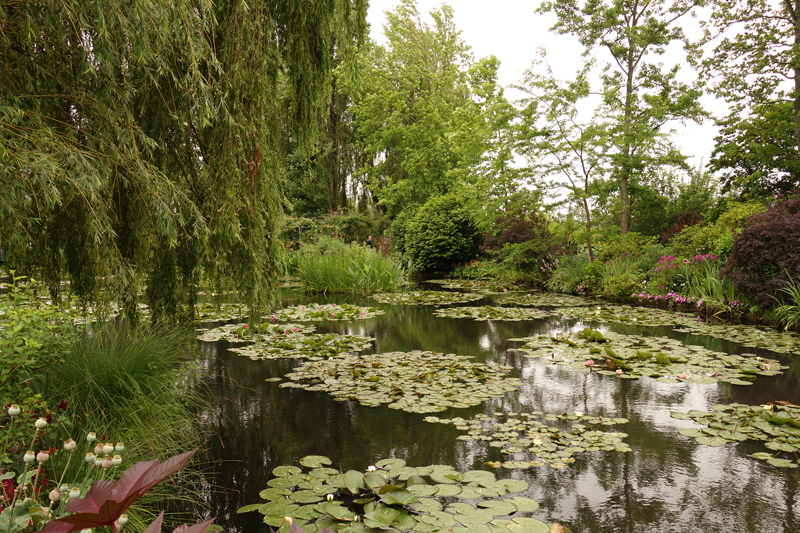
[761,404,773,410]
[574,412,583,417]
[366,465,377,472]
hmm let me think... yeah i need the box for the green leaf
[379,488,417,505]
[300,455,332,468]
[343,470,365,494]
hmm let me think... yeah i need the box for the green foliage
[547,254,593,294]
[388,208,418,255]
[297,243,406,294]
[697,0,800,154]
[1,0,368,321]
[0,275,80,404]
[405,195,482,274]
[709,102,800,200]
[774,274,800,331]
[538,0,706,234]
[44,325,203,464]
[596,234,648,263]
[668,201,766,258]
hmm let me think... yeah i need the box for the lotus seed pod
[8,404,20,417]
[111,454,122,466]
[35,417,48,429]
[84,452,96,464]
[102,443,114,455]
[23,450,36,463]
[114,442,125,453]
[69,487,81,499]
[86,432,96,442]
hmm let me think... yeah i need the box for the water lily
[366,465,377,472]
[678,374,687,379]
[616,369,623,376]
[585,360,595,367]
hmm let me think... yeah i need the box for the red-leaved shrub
[720,193,800,308]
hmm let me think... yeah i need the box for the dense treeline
[1,0,798,319]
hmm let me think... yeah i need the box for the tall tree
[0,0,367,320]
[708,101,800,199]
[351,0,472,217]
[697,0,800,156]
[538,0,707,234]
[516,57,610,261]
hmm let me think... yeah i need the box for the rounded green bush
[405,194,482,274]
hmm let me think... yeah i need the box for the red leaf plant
[41,449,211,533]
[143,510,216,533]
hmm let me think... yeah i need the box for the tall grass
[298,245,406,294]
[547,254,592,293]
[775,273,800,330]
[43,324,207,528]
[686,267,753,317]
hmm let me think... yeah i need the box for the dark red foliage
[660,210,703,244]
[480,195,563,275]
[41,449,197,533]
[720,193,800,308]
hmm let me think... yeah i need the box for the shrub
[660,210,703,244]
[388,208,418,255]
[405,195,482,275]
[595,233,647,263]
[480,196,564,284]
[546,254,592,294]
[669,200,765,258]
[721,194,800,308]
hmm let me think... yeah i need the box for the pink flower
[616,369,623,376]
[764,363,771,370]
[293,327,298,332]
[585,360,595,367]
[270,315,275,322]
[678,374,686,379]
[331,313,337,317]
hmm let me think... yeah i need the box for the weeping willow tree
[0,0,367,321]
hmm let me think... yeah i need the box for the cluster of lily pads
[433,306,553,321]
[424,412,630,469]
[278,351,522,413]
[269,303,384,322]
[238,456,567,533]
[197,322,374,360]
[371,291,483,306]
[426,280,521,294]
[553,304,800,355]
[672,403,800,468]
[509,328,785,385]
[493,293,594,308]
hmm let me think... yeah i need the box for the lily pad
[270,303,385,322]
[434,306,553,321]
[508,328,786,385]
[427,412,629,468]
[494,293,595,307]
[672,402,800,466]
[372,291,483,306]
[282,351,521,414]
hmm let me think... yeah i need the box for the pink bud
[585,360,595,367]
[679,374,686,379]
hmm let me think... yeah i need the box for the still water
[194,289,800,533]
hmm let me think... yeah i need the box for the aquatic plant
[371,290,483,306]
[269,303,384,322]
[197,322,373,360]
[672,402,800,468]
[278,351,521,413]
[546,253,592,295]
[493,292,594,307]
[509,328,785,385]
[425,412,630,469]
[297,243,405,294]
[238,456,569,532]
[433,306,553,321]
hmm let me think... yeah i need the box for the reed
[298,245,406,294]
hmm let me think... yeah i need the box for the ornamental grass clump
[297,243,405,294]
[45,325,205,482]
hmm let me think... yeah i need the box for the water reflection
[192,291,800,532]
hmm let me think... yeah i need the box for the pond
[192,287,800,533]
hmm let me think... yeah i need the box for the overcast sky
[366,0,724,173]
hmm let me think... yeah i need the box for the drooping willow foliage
[0,0,367,321]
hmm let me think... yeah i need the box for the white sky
[366,0,725,172]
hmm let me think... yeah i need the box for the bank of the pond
[192,288,800,533]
